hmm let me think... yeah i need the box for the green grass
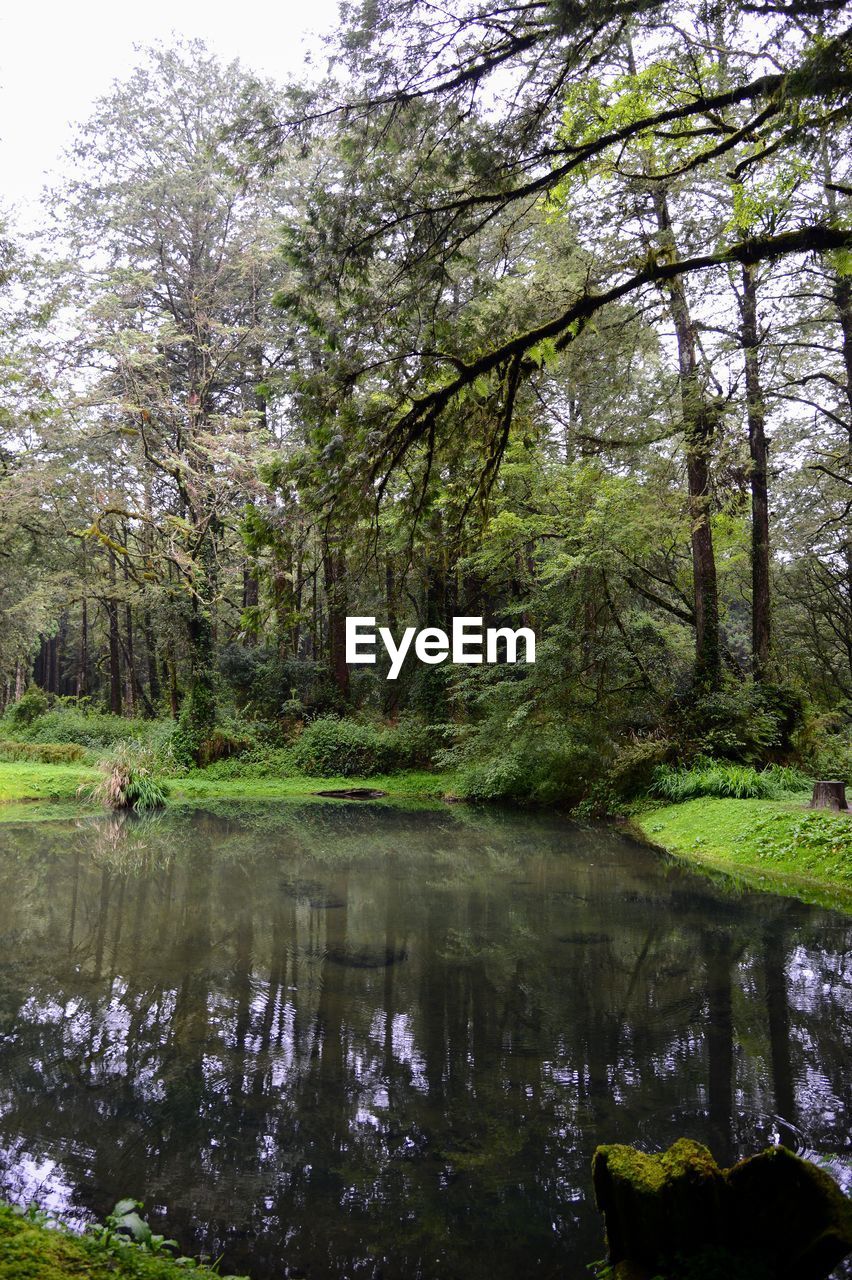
[651,760,812,801]
[0,1202,245,1279]
[169,767,454,802]
[0,761,99,805]
[0,759,455,816]
[633,796,852,912]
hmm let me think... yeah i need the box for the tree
[48,41,287,751]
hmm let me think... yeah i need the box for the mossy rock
[727,1146,852,1280]
[592,1141,852,1280]
[593,1139,727,1267]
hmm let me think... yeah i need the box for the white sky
[0,0,341,225]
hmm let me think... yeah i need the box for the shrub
[6,702,165,750]
[607,738,672,798]
[289,716,434,777]
[197,728,255,768]
[669,679,804,763]
[4,686,49,728]
[87,743,169,812]
[195,745,297,779]
[0,739,88,764]
[651,759,812,802]
[448,726,598,805]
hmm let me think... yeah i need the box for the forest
[1,0,851,807]
[1,4,852,1277]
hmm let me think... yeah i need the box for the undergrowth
[86,743,169,812]
[651,759,811,802]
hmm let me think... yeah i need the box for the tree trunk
[124,610,136,714]
[177,534,217,759]
[108,548,122,714]
[740,263,772,677]
[810,780,848,811]
[242,563,259,646]
[168,650,179,720]
[322,535,349,700]
[652,189,722,685]
[77,597,89,699]
[144,610,160,707]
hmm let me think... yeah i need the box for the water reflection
[0,803,849,1278]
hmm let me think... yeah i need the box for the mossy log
[810,780,848,811]
[593,1140,852,1280]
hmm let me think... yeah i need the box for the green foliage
[196,728,255,768]
[670,681,804,763]
[1,701,168,751]
[0,739,88,764]
[88,743,169,812]
[4,687,50,727]
[218,646,341,720]
[448,722,598,805]
[191,745,297,780]
[0,1198,246,1279]
[607,739,672,798]
[290,715,433,777]
[652,759,811,802]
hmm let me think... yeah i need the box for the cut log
[810,781,848,811]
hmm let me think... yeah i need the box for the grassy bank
[632,796,852,912]
[0,759,454,816]
[0,1202,245,1280]
[0,761,99,804]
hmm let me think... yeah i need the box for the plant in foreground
[85,742,168,812]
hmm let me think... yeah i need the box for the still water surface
[0,801,850,1278]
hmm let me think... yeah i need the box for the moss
[631,797,852,913]
[593,1142,852,1280]
[0,1204,246,1279]
[593,1140,727,1267]
[727,1146,852,1280]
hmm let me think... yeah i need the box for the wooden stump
[810,780,848,811]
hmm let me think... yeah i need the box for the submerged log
[313,787,388,799]
[593,1139,852,1280]
[810,780,848,811]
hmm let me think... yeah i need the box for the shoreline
[629,796,852,915]
[2,762,850,913]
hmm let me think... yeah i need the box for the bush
[217,646,341,719]
[194,745,296,779]
[4,701,166,750]
[607,738,672,798]
[448,726,598,805]
[669,679,804,763]
[196,728,255,768]
[651,759,812,802]
[87,743,169,812]
[290,716,429,777]
[0,739,88,764]
[4,686,49,728]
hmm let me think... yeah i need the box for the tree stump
[810,781,848,811]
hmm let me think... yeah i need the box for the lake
[0,801,850,1278]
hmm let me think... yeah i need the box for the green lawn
[632,796,852,912]
[0,760,454,818]
[168,767,454,803]
[0,761,99,805]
